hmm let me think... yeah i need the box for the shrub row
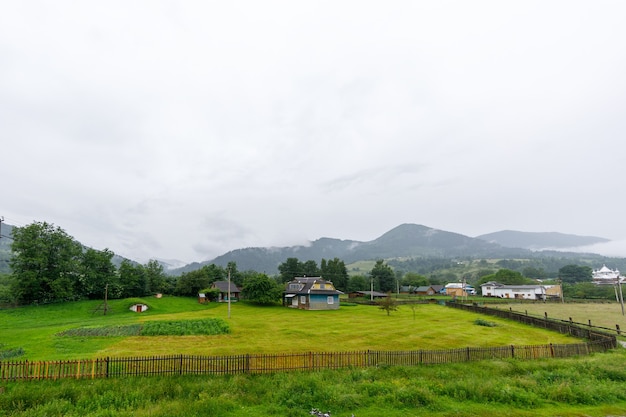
[56,319,230,337]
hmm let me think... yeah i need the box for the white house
[480,282,560,300]
[592,265,623,285]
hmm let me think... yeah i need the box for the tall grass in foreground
[2,350,626,417]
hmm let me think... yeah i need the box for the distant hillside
[172,224,533,275]
[475,230,609,250]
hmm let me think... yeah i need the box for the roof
[481,282,547,290]
[284,277,343,295]
[212,281,241,293]
[352,290,388,297]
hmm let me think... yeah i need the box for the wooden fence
[0,338,614,382]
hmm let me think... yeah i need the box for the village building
[348,290,389,300]
[592,265,623,285]
[211,280,242,302]
[414,285,444,296]
[480,281,561,300]
[283,277,343,310]
[444,283,475,297]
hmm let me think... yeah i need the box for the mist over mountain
[475,230,609,250]
[172,224,610,275]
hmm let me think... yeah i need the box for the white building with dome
[592,265,623,284]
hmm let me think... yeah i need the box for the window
[327,296,334,304]
[320,283,326,289]
[300,296,306,304]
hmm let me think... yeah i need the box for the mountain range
[171,224,610,275]
[0,222,612,276]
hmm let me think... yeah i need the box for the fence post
[550,343,554,358]
[105,357,109,378]
[179,354,184,375]
[617,324,621,335]
[510,345,515,358]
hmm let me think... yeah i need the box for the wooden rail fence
[0,338,614,382]
[445,302,618,347]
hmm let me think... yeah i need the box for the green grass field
[2,298,626,416]
[1,297,580,360]
[490,301,626,333]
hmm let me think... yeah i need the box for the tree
[347,275,368,292]
[377,293,398,316]
[174,264,224,297]
[278,258,301,283]
[10,222,82,304]
[118,260,146,298]
[478,269,530,286]
[242,273,282,305]
[301,260,319,277]
[144,259,168,294]
[78,248,117,299]
[320,258,348,292]
[402,272,429,288]
[370,260,395,292]
[559,265,593,283]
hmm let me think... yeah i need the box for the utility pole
[227,267,232,319]
[618,277,625,316]
[0,216,3,239]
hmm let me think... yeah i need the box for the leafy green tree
[320,258,348,292]
[522,266,546,280]
[377,293,398,316]
[301,260,319,277]
[144,259,168,295]
[118,260,146,298]
[78,248,117,299]
[10,222,82,304]
[478,269,530,286]
[370,260,395,292]
[347,275,368,292]
[559,264,593,283]
[175,268,210,297]
[402,272,429,288]
[278,257,301,283]
[226,261,244,287]
[242,273,282,305]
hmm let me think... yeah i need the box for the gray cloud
[1,1,625,263]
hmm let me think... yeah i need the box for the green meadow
[2,298,626,416]
[0,297,580,360]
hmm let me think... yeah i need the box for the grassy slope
[2,297,577,360]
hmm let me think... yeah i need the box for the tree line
[1,221,618,305]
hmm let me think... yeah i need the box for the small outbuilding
[211,281,242,302]
[348,290,389,299]
[129,303,149,313]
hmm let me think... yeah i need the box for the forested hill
[172,224,557,275]
[476,230,609,250]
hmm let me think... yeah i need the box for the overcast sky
[2,1,626,264]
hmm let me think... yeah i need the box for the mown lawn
[1,297,580,360]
